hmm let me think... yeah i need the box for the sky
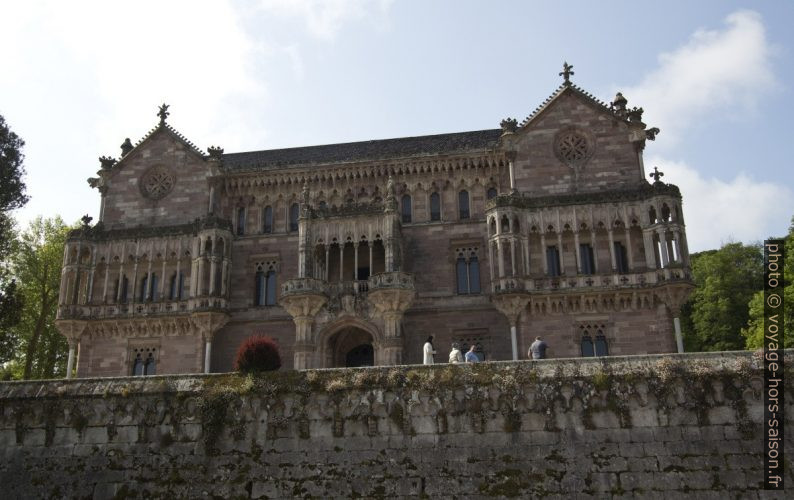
[1,0,793,252]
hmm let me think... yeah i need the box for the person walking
[528,336,548,360]
[465,345,480,363]
[423,336,436,365]
[448,343,464,364]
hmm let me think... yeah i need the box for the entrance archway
[327,326,374,368]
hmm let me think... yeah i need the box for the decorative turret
[99,156,116,170]
[207,145,224,159]
[500,118,518,135]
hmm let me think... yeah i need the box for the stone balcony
[56,297,230,320]
[367,271,414,291]
[491,266,691,295]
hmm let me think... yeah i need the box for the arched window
[546,246,561,277]
[132,352,144,376]
[648,206,657,224]
[254,270,265,306]
[581,335,594,357]
[178,272,185,300]
[401,194,412,223]
[144,351,156,375]
[139,275,148,302]
[318,200,327,210]
[265,268,277,306]
[486,187,497,200]
[169,273,178,300]
[120,275,129,303]
[455,251,481,295]
[594,331,609,356]
[661,204,671,222]
[458,190,470,220]
[430,192,441,221]
[236,207,246,236]
[469,255,481,294]
[263,206,273,234]
[501,216,510,233]
[456,255,469,294]
[149,273,158,301]
[289,203,299,232]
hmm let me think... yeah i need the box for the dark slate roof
[221,129,503,171]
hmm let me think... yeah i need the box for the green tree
[681,242,764,352]
[742,219,794,349]
[0,114,28,370]
[6,217,71,379]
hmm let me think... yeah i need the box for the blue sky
[2,1,793,251]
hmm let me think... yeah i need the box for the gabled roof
[518,83,626,130]
[109,121,206,172]
[221,129,503,171]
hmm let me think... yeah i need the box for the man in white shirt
[423,336,436,365]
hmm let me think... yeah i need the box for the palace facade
[56,67,693,377]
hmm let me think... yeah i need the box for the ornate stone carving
[553,127,594,167]
[140,166,176,200]
[559,61,574,84]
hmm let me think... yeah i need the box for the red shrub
[234,335,281,373]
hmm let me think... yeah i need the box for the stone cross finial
[81,214,93,227]
[649,167,664,183]
[157,103,170,124]
[559,62,574,84]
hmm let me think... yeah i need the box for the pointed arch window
[265,267,277,306]
[458,190,470,220]
[263,206,273,234]
[144,351,156,375]
[401,194,412,223]
[594,331,609,357]
[139,275,148,302]
[131,347,157,376]
[255,270,265,306]
[581,334,594,357]
[455,249,481,294]
[430,192,441,221]
[486,187,497,200]
[289,203,299,232]
[254,263,278,306]
[236,207,246,236]
[132,352,144,376]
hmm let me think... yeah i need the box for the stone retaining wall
[0,351,791,498]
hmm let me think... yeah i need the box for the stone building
[55,65,693,378]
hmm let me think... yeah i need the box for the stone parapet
[0,350,791,498]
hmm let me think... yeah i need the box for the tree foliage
[681,242,764,352]
[3,217,71,379]
[0,114,28,373]
[742,220,794,349]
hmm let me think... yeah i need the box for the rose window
[141,167,175,199]
[553,128,594,166]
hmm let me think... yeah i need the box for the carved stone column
[367,272,415,366]
[280,278,328,369]
[55,320,87,379]
[192,311,230,374]
[491,293,530,361]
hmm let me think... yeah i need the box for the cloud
[621,10,776,145]
[258,0,393,40]
[648,156,793,252]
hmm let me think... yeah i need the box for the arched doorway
[327,326,375,368]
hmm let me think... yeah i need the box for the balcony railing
[56,297,229,320]
[491,267,691,294]
[368,271,414,291]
